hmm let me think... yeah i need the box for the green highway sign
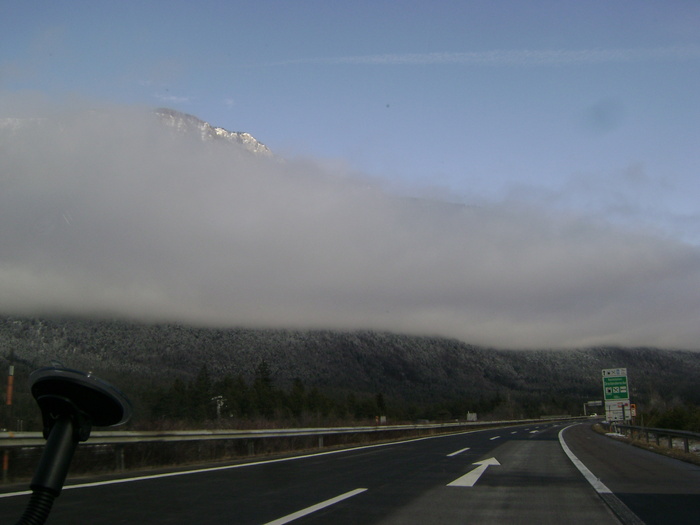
[602,368,629,401]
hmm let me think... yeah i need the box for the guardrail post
[668,435,673,449]
[247,441,254,456]
[684,437,690,453]
[318,435,324,449]
[115,445,125,471]
[2,449,8,483]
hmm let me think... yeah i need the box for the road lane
[361,424,621,525]
[0,431,488,524]
[0,423,622,524]
[563,422,700,525]
[446,457,501,486]
[262,488,368,525]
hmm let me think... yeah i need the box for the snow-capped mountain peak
[155,108,272,156]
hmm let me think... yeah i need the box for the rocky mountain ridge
[1,108,272,157]
[154,107,272,156]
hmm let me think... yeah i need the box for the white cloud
[2,101,700,349]
[505,161,700,246]
[272,46,700,67]
[155,93,190,103]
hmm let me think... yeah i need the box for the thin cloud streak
[155,94,191,104]
[2,102,700,350]
[270,46,700,67]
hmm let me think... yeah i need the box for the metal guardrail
[605,423,700,454]
[1,419,554,448]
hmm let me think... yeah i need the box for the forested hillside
[2,316,699,429]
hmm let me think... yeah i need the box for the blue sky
[2,2,700,348]
[3,2,699,212]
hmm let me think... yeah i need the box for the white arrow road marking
[447,447,471,457]
[447,457,501,487]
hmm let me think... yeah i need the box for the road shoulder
[561,422,700,525]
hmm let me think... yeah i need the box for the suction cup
[14,368,132,522]
[30,367,132,428]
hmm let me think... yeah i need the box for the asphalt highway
[2,421,699,524]
[563,423,700,525]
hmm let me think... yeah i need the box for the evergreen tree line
[143,360,392,427]
[4,316,700,431]
[643,406,700,433]
[141,360,700,432]
[139,359,512,428]
[4,356,700,433]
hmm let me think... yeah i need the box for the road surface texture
[2,421,699,524]
[563,422,700,525]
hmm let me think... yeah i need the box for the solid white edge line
[262,488,367,525]
[559,425,649,525]
[446,446,471,457]
[0,427,488,499]
[558,424,612,494]
[0,490,30,499]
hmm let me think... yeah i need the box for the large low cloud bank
[2,104,700,349]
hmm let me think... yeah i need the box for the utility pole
[4,363,15,429]
[6,364,14,410]
[3,364,14,482]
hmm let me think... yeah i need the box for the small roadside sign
[605,400,630,421]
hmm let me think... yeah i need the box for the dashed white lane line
[447,447,471,457]
[489,436,501,440]
[262,488,367,525]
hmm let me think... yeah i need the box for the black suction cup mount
[30,367,132,440]
[14,368,132,525]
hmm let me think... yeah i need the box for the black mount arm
[15,367,132,525]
